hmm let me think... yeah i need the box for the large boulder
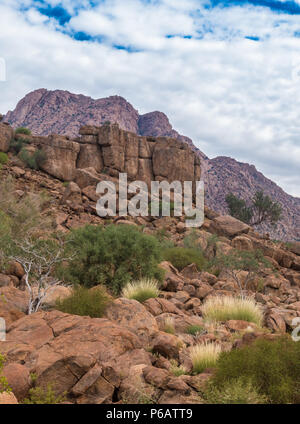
[210,215,250,238]
[105,298,159,344]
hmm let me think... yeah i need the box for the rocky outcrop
[4,89,300,241]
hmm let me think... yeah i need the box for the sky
[0,1,300,197]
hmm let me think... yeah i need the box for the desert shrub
[122,278,160,303]
[203,378,268,404]
[0,152,8,165]
[163,316,175,334]
[210,336,300,404]
[169,360,188,377]
[19,148,46,170]
[10,137,30,154]
[202,295,263,326]
[55,286,111,318]
[23,384,65,404]
[60,224,164,294]
[0,354,11,394]
[15,127,31,135]
[163,247,207,271]
[183,229,203,251]
[190,342,222,374]
[186,325,205,336]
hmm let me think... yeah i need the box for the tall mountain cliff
[4,89,300,241]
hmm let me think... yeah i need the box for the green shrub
[186,325,205,336]
[23,384,65,404]
[122,278,160,303]
[163,247,207,271]
[210,336,300,404]
[0,354,11,394]
[60,224,164,294]
[15,127,31,135]
[203,378,268,404]
[202,295,263,326]
[10,137,30,154]
[190,342,222,374]
[169,360,188,377]
[0,152,8,165]
[56,286,111,318]
[19,148,46,170]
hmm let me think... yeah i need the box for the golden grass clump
[122,278,160,303]
[202,295,263,327]
[190,342,222,374]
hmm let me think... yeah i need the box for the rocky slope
[0,157,300,404]
[4,89,300,241]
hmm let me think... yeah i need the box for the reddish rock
[2,363,31,400]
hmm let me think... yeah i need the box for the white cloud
[0,0,299,197]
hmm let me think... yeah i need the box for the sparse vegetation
[19,147,46,170]
[169,360,188,377]
[190,342,222,374]
[9,136,30,154]
[0,152,8,165]
[122,278,160,303]
[23,384,65,404]
[56,286,111,318]
[202,378,269,404]
[163,247,207,271]
[60,224,164,295]
[226,191,282,227]
[210,336,300,404]
[163,316,176,334]
[186,325,205,336]
[15,127,31,135]
[0,354,11,394]
[202,295,263,326]
[213,249,272,294]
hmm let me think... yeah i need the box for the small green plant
[202,295,263,326]
[0,152,8,165]
[183,229,203,251]
[15,127,31,136]
[23,384,65,404]
[10,137,30,155]
[19,148,46,170]
[163,247,207,271]
[0,354,11,394]
[122,278,160,303]
[186,325,205,336]
[169,360,188,377]
[56,286,111,318]
[203,378,269,404]
[190,342,222,374]
[210,336,300,404]
[62,181,69,187]
[121,375,156,404]
[163,316,176,334]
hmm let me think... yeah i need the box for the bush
[23,384,65,404]
[190,342,222,374]
[186,325,205,336]
[163,247,207,271]
[169,360,188,377]
[0,152,8,165]
[203,378,268,404]
[0,354,11,394]
[60,224,164,295]
[15,127,31,135]
[10,137,30,155]
[210,336,300,404]
[122,278,160,303]
[55,286,111,318]
[202,295,263,326]
[19,148,46,170]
